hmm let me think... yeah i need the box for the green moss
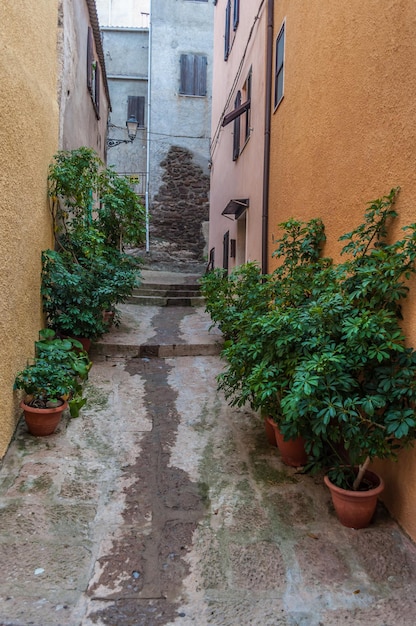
[251,457,297,485]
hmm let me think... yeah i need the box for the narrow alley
[1,271,416,626]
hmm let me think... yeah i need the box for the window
[179,54,207,96]
[233,0,240,30]
[233,91,241,161]
[274,23,285,109]
[242,70,252,142]
[127,95,145,127]
[224,0,231,60]
[87,27,100,117]
[224,0,239,60]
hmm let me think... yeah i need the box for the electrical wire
[210,0,266,160]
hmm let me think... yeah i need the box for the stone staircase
[91,270,223,359]
[128,281,204,307]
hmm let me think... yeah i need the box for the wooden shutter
[128,96,145,126]
[87,27,93,93]
[224,0,231,60]
[180,55,207,96]
[195,55,207,96]
[180,54,193,95]
[233,91,241,161]
[95,65,100,117]
[233,0,240,30]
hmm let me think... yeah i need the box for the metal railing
[119,172,147,198]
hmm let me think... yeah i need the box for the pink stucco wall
[209,1,267,270]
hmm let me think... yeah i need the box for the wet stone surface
[1,291,416,625]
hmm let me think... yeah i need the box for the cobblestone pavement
[1,272,416,625]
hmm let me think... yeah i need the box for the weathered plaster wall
[58,0,110,157]
[149,0,213,260]
[101,27,148,175]
[209,0,267,269]
[151,146,210,260]
[0,1,59,456]
[269,0,416,538]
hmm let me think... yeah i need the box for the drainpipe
[262,0,274,274]
[145,0,152,253]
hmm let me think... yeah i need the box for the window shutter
[180,53,194,94]
[224,0,231,60]
[128,96,145,126]
[95,65,100,117]
[233,91,241,161]
[233,0,240,30]
[195,55,207,96]
[87,27,93,92]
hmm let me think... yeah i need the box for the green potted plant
[280,188,416,527]
[14,330,92,434]
[201,220,327,466]
[42,147,144,346]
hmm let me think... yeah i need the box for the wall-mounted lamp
[107,116,139,148]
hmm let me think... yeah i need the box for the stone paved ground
[1,272,416,625]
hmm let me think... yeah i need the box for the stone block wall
[149,146,210,262]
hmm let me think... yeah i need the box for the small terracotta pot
[324,470,384,529]
[264,416,277,446]
[20,400,68,436]
[272,423,308,467]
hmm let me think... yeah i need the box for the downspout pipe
[262,0,274,274]
[145,0,152,253]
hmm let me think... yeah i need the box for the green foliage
[14,330,92,416]
[48,147,146,249]
[203,188,416,490]
[43,148,143,340]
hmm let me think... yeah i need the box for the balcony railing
[120,172,147,198]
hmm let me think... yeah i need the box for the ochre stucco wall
[0,2,59,456]
[269,0,416,538]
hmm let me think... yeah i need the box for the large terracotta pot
[272,422,308,467]
[264,416,277,446]
[20,400,68,436]
[324,470,385,529]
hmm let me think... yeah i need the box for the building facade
[268,0,416,539]
[97,0,213,265]
[208,0,269,271]
[0,0,110,458]
[209,0,416,539]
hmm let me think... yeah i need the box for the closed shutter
[195,55,207,96]
[128,95,145,126]
[180,54,207,96]
[233,91,241,161]
[95,65,100,117]
[224,0,231,60]
[87,27,93,92]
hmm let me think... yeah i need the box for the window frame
[127,95,145,127]
[87,26,100,119]
[179,53,208,97]
[232,91,241,161]
[274,22,285,110]
[224,0,231,61]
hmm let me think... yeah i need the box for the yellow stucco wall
[0,2,59,456]
[269,0,416,538]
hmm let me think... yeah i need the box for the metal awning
[221,198,249,220]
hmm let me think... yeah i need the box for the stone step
[128,294,205,307]
[134,288,201,298]
[136,282,201,294]
[90,303,223,360]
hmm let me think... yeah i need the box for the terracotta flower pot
[264,416,277,446]
[20,400,68,436]
[324,470,385,529]
[272,422,308,467]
